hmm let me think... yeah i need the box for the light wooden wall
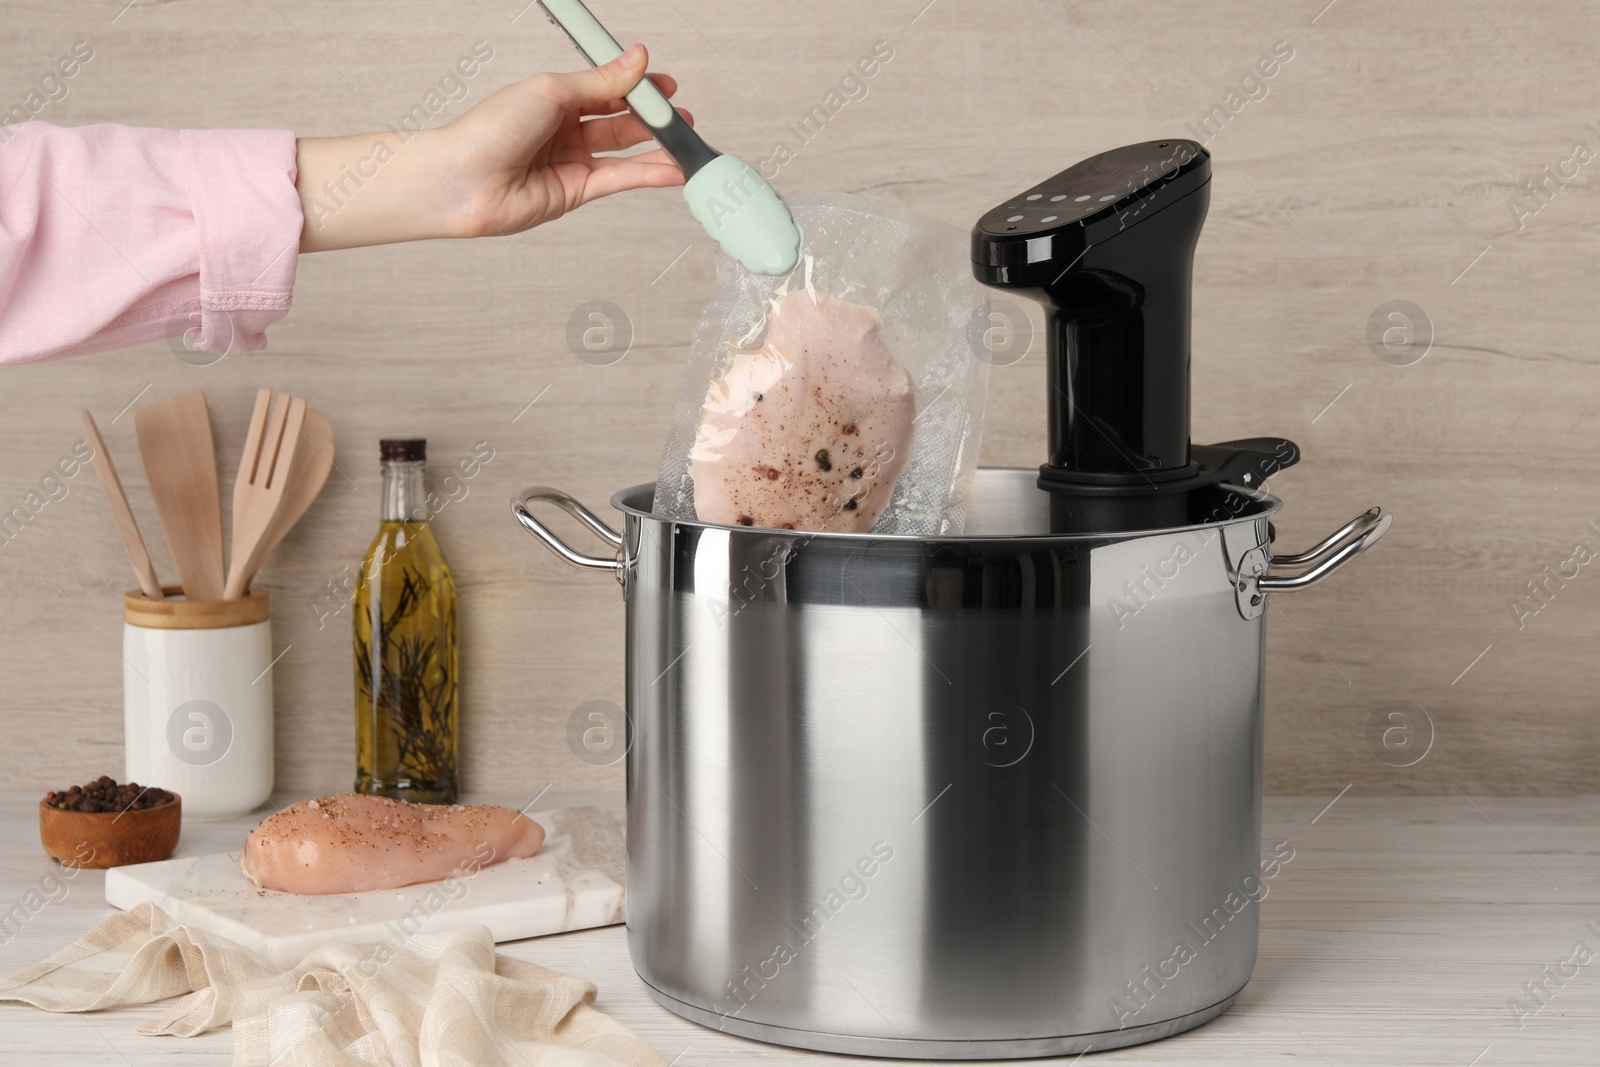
[2,1,1595,797]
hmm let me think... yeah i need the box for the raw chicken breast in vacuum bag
[692,290,914,533]
[656,193,989,535]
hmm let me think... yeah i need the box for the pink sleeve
[0,122,302,365]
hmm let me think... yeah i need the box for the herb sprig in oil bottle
[354,438,458,804]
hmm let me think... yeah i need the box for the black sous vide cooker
[972,139,1298,533]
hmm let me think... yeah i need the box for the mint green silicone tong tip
[536,0,802,275]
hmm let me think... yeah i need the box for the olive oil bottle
[353,439,459,803]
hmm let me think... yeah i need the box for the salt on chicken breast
[239,793,544,895]
[691,289,916,532]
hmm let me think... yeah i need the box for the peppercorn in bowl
[39,776,181,869]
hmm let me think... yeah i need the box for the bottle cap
[380,439,426,462]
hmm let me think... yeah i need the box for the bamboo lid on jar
[124,587,269,629]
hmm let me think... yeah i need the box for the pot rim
[611,467,1284,545]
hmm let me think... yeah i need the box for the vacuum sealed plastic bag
[655,194,989,536]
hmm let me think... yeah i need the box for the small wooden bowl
[39,793,182,869]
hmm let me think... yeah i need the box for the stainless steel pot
[513,469,1388,1059]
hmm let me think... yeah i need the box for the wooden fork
[224,389,306,599]
[241,408,335,595]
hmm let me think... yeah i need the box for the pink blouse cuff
[180,127,301,355]
[184,128,302,355]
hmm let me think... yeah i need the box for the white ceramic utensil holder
[123,588,273,819]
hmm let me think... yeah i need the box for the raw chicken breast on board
[691,289,916,532]
[239,793,544,895]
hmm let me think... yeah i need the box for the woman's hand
[296,45,689,253]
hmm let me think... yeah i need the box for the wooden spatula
[135,390,226,602]
[240,408,335,594]
[224,390,306,599]
[81,410,165,600]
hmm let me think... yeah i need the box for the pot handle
[1258,507,1391,592]
[511,487,624,580]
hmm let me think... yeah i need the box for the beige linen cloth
[0,903,666,1067]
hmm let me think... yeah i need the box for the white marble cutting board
[104,801,626,969]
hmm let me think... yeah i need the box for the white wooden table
[1,792,1595,1065]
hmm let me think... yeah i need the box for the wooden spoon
[241,408,335,593]
[224,391,306,599]
[135,390,225,602]
[80,410,164,599]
